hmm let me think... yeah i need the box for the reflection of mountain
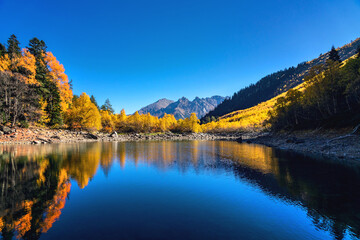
[1,142,360,239]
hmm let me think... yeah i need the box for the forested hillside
[1,34,359,135]
[268,50,360,130]
[201,47,360,132]
[202,38,360,122]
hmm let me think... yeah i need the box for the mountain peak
[137,96,225,119]
[138,98,174,115]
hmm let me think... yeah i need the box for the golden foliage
[17,49,37,84]
[0,49,37,84]
[38,98,51,125]
[101,110,201,133]
[202,83,307,132]
[45,52,73,112]
[65,93,102,130]
[159,113,177,132]
[100,110,115,133]
[0,54,11,71]
[177,113,201,132]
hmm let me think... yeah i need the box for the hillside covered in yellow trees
[1,34,360,134]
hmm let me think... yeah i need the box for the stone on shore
[0,126,11,134]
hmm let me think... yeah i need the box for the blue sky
[0,0,360,113]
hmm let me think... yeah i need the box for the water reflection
[0,141,359,239]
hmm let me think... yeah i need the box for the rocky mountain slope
[138,96,225,119]
[138,98,174,115]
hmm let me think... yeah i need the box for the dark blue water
[0,141,359,240]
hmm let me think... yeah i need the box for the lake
[0,141,359,240]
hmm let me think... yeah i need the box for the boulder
[51,135,61,140]
[109,131,118,138]
[85,133,98,140]
[37,137,52,143]
[236,136,242,143]
[0,126,11,134]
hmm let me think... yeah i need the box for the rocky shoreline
[0,126,359,161]
[247,130,360,161]
[0,127,243,144]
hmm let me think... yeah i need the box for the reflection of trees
[1,141,360,239]
[61,143,101,188]
[0,149,71,240]
[40,169,71,233]
[116,141,360,240]
[210,142,360,240]
[269,150,360,240]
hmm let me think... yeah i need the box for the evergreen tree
[357,46,360,59]
[328,46,341,62]
[7,34,21,58]
[28,38,62,126]
[0,43,6,57]
[90,95,100,109]
[46,81,63,125]
[100,98,114,114]
[72,94,79,102]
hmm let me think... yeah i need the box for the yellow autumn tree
[45,52,73,112]
[115,109,128,132]
[159,113,177,132]
[100,110,115,133]
[65,93,101,130]
[0,54,11,71]
[128,111,142,132]
[143,113,158,132]
[0,49,37,84]
[16,49,37,84]
[178,113,201,132]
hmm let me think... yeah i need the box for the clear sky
[0,0,360,113]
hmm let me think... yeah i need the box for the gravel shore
[248,130,360,161]
[0,127,243,144]
[1,126,359,161]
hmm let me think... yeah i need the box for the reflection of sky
[44,143,335,240]
[1,141,359,240]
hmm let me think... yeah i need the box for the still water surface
[0,141,360,240]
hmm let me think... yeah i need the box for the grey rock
[109,131,118,138]
[85,133,98,139]
[37,137,52,143]
[1,126,11,134]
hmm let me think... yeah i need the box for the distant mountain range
[138,96,225,119]
[202,37,360,121]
